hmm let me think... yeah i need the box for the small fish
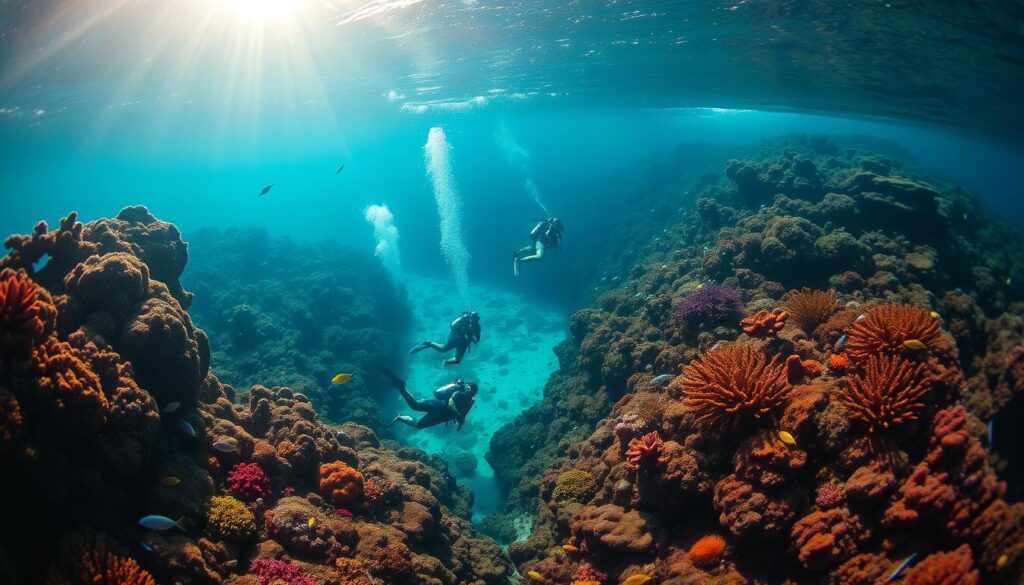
[622,575,652,585]
[138,515,187,532]
[696,283,704,290]
[526,570,543,581]
[161,476,181,487]
[139,540,153,553]
[561,544,579,553]
[710,341,723,352]
[163,401,181,414]
[988,419,994,446]
[212,441,237,453]
[308,517,316,528]
[777,430,797,446]
[929,311,939,319]
[331,373,354,385]
[336,163,346,174]
[649,374,673,387]
[835,335,848,352]
[996,553,1008,569]
[903,339,928,352]
[177,419,196,438]
[258,184,274,196]
[887,552,918,582]
[1007,277,1013,286]
[854,314,866,323]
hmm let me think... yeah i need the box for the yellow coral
[205,495,256,541]
[551,469,597,503]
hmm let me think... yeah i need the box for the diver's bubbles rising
[423,127,471,299]
[495,121,550,216]
[364,204,404,286]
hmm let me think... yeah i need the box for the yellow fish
[308,517,315,528]
[526,570,542,581]
[622,575,652,585]
[903,339,928,352]
[696,283,704,290]
[777,430,797,446]
[929,311,939,319]
[561,544,579,553]
[996,554,1008,569]
[161,476,181,487]
[331,373,354,385]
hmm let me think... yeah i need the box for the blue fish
[988,419,994,446]
[836,335,848,352]
[649,374,673,386]
[178,419,196,438]
[212,440,237,453]
[887,552,918,582]
[138,515,187,532]
[139,541,154,553]
[163,401,181,414]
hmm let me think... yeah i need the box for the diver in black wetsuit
[514,218,563,277]
[382,368,477,431]
[409,310,481,366]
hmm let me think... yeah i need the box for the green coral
[551,469,597,503]
[206,495,256,541]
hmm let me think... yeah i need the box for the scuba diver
[514,217,563,277]
[382,368,477,431]
[409,310,481,366]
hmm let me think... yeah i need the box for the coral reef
[0,208,512,585]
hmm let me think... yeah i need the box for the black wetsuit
[444,314,481,364]
[384,370,474,430]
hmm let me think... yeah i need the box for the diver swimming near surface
[382,368,477,431]
[514,217,563,277]
[409,310,481,365]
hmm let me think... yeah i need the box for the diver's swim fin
[380,367,405,390]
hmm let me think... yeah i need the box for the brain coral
[319,461,364,505]
[835,354,930,433]
[845,303,941,361]
[678,343,791,428]
[552,469,597,503]
[62,252,150,316]
[205,495,256,541]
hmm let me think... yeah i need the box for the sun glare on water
[224,0,301,24]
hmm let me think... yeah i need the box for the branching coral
[552,469,597,503]
[625,431,667,471]
[226,462,272,502]
[834,354,930,433]
[785,288,837,332]
[845,303,941,361]
[741,308,788,337]
[679,343,791,428]
[45,529,156,585]
[0,267,56,354]
[320,461,364,505]
[205,495,256,541]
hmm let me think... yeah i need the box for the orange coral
[319,460,364,505]
[845,303,941,361]
[45,529,157,585]
[786,355,823,383]
[0,268,56,354]
[785,288,837,332]
[741,308,788,337]
[679,343,791,427]
[902,544,978,585]
[624,431,666,470]
[26,337,108,434]
[688,534,726,568]
[835,354,930,433]
[827,353,852,373]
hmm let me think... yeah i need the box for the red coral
[248,558,318,585]
[827,353,852,374]
[902,545,978,585]
[835,354,930,433]
[688,534,726,568]
[625,431,667,471]
[0,268,56,355]
[845,303,941,361]
[741,308,788,337]
[791,507,868,570]
[786,354,823,383]
[319,461,364,505]
[226,462,272,502]
[678,343,791,428]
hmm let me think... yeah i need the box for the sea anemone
[785,288,837,332]
[679,343,791,428]
[845,303,941,361]
[835,354,931,433]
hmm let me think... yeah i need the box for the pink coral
[226,462,272,502]
[248,558,318,585]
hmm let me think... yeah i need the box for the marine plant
[835,354,930,433]
[672,284,743,328]
[678,343,791,428]
[319,461,364,505]
[845,303,941,361]
[784,287,837,332]
[205,495,257,541]
[552,469,597,503]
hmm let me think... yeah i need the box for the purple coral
[673,285,743,327]
[249,559,318,585]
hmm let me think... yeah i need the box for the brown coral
[679,343,791,428]
[834,354,930,433]
[624,431,667,471]
[791,507,868,570]
[845,303,941,361]
[740,308,788,337]
[785,288,837,332]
